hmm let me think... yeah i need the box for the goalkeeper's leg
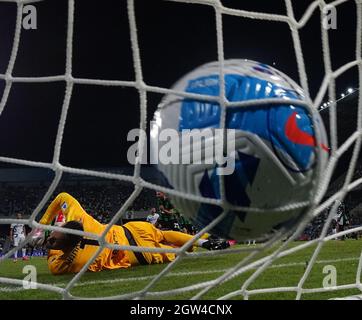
[160,229,230,251]
[161,230,196,247]
[124,221,230,252]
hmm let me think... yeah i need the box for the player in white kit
[146,208,160,226]
[10,213,29,262]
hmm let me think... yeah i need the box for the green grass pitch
[0,239,361,300]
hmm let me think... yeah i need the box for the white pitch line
[0,256,359,293]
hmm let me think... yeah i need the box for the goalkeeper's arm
[39,192,87,225]
[32,193,89,247]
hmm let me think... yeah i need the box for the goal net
[0,0,361,300]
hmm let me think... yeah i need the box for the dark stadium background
[0,1,360,237]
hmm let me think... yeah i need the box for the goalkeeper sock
[197,239,208,247]
[14,250,18,259]
[22,248,26,257]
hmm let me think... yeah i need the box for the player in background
[156,191,193,232]
[331,218,338,237]
[156,191,178,230]
[146,208,160,226]
[10,213,29,262]
[330,202,338,238]
[336,201,350,240]
[33,193,229,275]
[176,212,193,234]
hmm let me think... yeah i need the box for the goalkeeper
[36,193,229,275]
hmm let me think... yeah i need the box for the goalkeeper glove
[29,228,47,247]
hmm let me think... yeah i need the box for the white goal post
[0,0,361,300]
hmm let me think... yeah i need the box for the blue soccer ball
[150,59,328,241]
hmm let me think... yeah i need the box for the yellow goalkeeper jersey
[40,193,187,275]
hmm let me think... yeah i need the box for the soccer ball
[150,59,328,241]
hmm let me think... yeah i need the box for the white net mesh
[0,0,361,300]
